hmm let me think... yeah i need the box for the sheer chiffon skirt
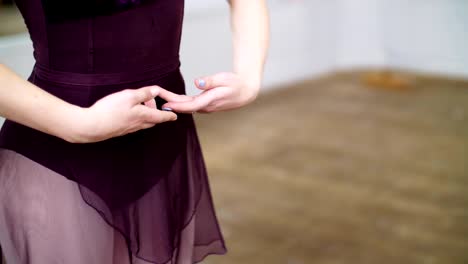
[0,68,227,264]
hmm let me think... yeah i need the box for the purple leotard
[0,1,228,263]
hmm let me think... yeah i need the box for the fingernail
[162,107,173,111]
[198,79,206,88]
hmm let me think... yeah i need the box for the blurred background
[1,0,467,263]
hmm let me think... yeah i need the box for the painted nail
[162,107,173,111]
[198,79,206,88]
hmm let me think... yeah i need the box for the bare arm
[160,0,270,113]
[230,0,269,94]
[0,63,177,143]
[0,63,84,141]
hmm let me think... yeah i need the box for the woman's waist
[32,55,181,86]
[30,57,185,107]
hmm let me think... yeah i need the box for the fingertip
[166,112,177,121]
[196,78,206,89]
[150,86,159,96]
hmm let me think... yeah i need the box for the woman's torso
[0,0,191,200]
[15,0,185,75]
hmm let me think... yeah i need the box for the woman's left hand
[160,72,260,114]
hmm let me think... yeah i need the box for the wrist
[235,67,262,88]
[238,72,262,102]
[58,105,95,143]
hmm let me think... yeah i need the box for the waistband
[32,58,181,86]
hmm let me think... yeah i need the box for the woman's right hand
[0,64,185,144]
[69,85,178,143]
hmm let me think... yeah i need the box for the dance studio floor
[195,71,468,264]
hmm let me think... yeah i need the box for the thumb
[131,86,160,104]
[194,72,233,90]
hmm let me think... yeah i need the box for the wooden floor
[194,71,468,264]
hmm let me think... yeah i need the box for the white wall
[382,0,468,77]
[336,0,385,68]
[334,0,468,78]
[180,0,339,93]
